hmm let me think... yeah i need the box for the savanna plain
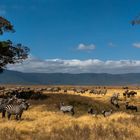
[0,86,140,140]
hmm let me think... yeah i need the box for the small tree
[0,17,29,72]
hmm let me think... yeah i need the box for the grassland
[0,87,140,140]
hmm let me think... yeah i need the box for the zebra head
[20,101,30,110]
[60,102,65,106]
[6,97,14,104]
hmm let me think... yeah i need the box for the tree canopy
[0,17,30,72]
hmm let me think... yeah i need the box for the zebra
[60,102,74,115]
[102,110,113,117]
[111,98,120,108]
[5,101,30,120]
[110,93,120,108]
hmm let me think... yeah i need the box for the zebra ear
[60,102,64,106]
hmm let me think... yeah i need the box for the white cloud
[132,43,140,48]
[77,43,96,51]
[7,56,140,74]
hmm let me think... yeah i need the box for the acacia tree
[0,17,29,72]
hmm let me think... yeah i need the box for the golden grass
[0,88,140,140]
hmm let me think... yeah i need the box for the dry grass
[0,88,140,140]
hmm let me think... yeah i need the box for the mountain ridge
[0,70,140,85]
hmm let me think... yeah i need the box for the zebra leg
[7,113,11,120]
[71,109,75,116]
[2,110,6,118]
[15,114,19,120]
[19,113,23,120]
[116,104,120,108]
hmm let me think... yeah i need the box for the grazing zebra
[102,110,113,117]
[125,102,138,112]
[110,93,120,108]
[5,101,30,120]
[60,102,74,115]
[123,90,137,98]
[111,98,120,108]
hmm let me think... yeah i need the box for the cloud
[7,56,140,74]
[77,43,96,51]
[132,43,140,48]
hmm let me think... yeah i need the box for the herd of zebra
[90,91,138,116]
[110,92,138,112]
[59,91,138,117]
[0,86,138,120]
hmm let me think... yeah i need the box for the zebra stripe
[102,110,112,117]
[60,103,74,115]
[5,102,30,120]
[6,105,14,110]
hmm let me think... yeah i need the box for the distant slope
[0,70,140,85]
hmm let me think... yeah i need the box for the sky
[1,0,140,73]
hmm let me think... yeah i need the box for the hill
[1,70,140,85]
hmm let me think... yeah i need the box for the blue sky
[2,0,140,73]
